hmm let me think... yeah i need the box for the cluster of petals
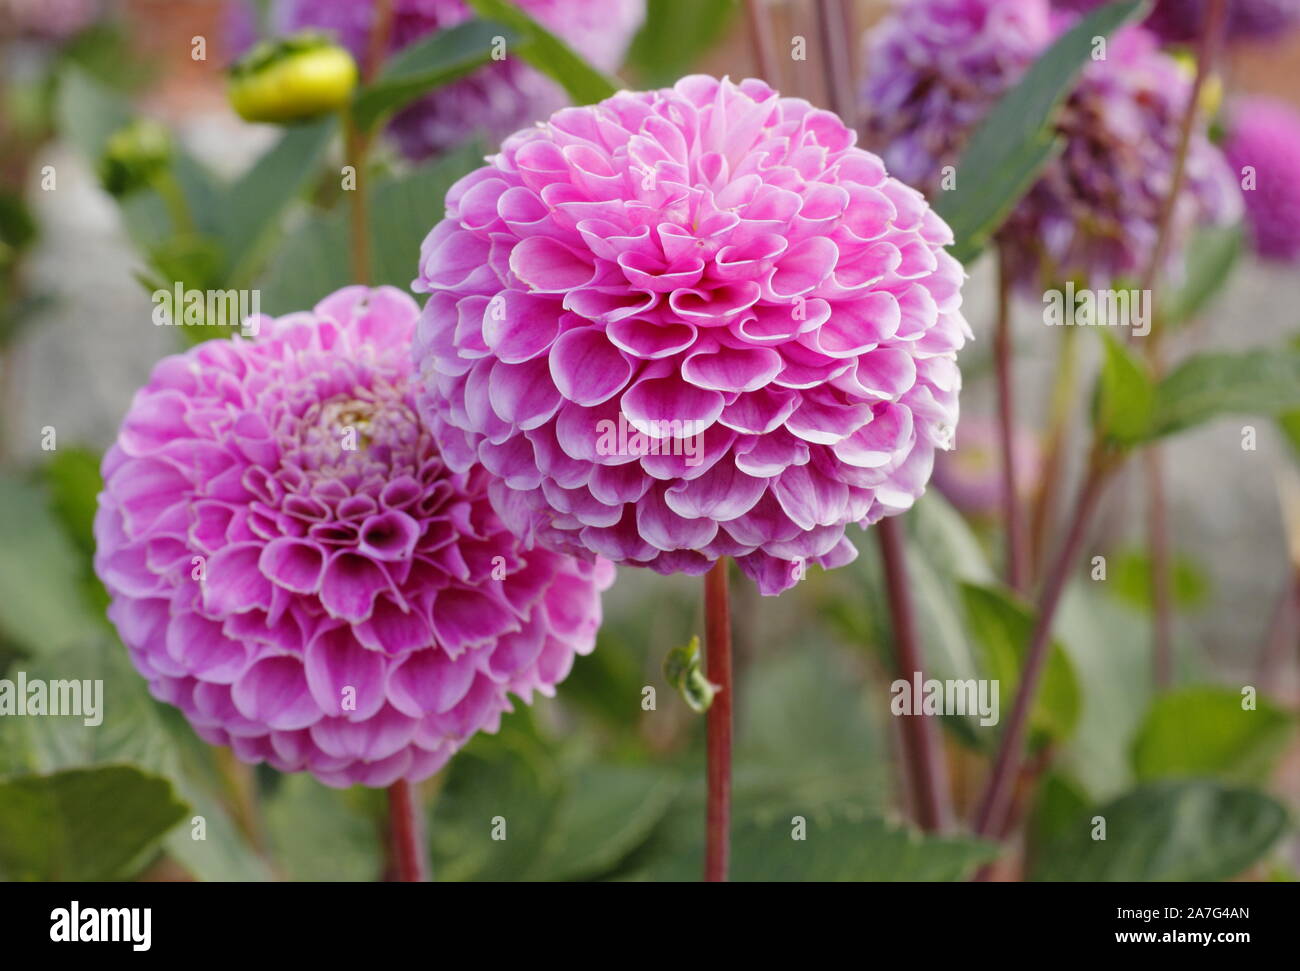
[413,75,971,595]
[94,286,612,788]
[862,0,1240,289]
[1057,0,1300,43]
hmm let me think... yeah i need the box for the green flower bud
[228,32,358,124]
[98,118,172,198]
[664,635,718,714]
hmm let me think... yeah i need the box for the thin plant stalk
[703,558,733,882]
[877,516,951,832]
[973,445,1118,838]
[1137,0,1227,683]
[386,779,428,882]
[994,245,1028,593]
[1028,324,1080,579]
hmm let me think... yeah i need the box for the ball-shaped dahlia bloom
[1225,96,1300,262]
[260,0,645,160]
[862,0,1240,289]
[413,75,970,596]
[94,286,613,788]
[1057,0,1300,44]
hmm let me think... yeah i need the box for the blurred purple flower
[412,76,971,596]
[94,286,613,788]
[862,0,1240,289]
[0,0,96,41]
[1056,0,1300,44]
[240,0,644,159]
[1225,96,1300,262]
[932,416,1040,518]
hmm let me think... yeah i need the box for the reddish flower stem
[973,447,1117,839]
[386,779,428,882]
[704,558,733,882]
[877,516,951,832]
[994,246,1028,593]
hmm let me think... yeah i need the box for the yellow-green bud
[98,118,172,198]
[228,32,358,124]
[1171,51,1223,121]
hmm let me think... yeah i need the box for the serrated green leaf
[1030,780,1288,881]
[1132,686,1295,784]
[1150,348,1300,440]
[0,765,187,880]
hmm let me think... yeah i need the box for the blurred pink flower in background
[1224,96,1300,262]
[932,415,1041,518]
[94,286,613,788]
[412,75,970,596]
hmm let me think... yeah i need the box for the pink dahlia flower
[257,0,645,160]
[94,286,613,788]
[412,75,971,596]
[862,0,1240,289]
[1225,96,1300,263]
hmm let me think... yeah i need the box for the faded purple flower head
[1225,96,1300,262]
[94,286,613,788]
[1056,0,1300,43]
[413,76,970,596]
[0,0,96,41]
[932,415,1040,518]
[260,0,644,160]
[862,0,1240,288]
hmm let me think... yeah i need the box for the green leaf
[55,67,131,163]
[960,582,1081,747]
[1163,222,1243,326]
[0,475,98,656]
[625,0,736,88]
[1094,330,1155,446]
[633,806,996,881]
[0,765,187,880]
[263,774,383,881]
[463,0,619,105]
[1109,548,1210,610]
[429,720,562,881]
[935,0,1147,263]
[40,447,103,558]
[1030,780,1288,881]
[529,765,678,880]
[217,117,336,286]
[352,20,519,130]
[1149,347,1300,440]
[258,141,482,314]
[1132,686,1295,784]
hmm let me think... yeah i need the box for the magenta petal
[621,375,725,437]
[258,537,325,594]
[203,543,272,614]
[510,236,597,292]
[304,625,387,721]
[319,551,389,622]
[430,587,520,655]
[549,328,633,406]
[232,656,321,731]
[387,646,479,717]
